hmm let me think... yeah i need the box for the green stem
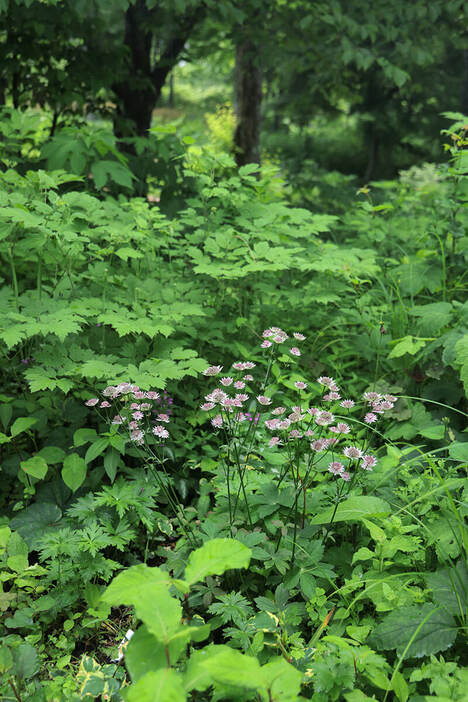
[9,246,19,309]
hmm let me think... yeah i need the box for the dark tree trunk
[234,35,262,167]
[364,122,379,182]
[461,49,468,115]
[112,0,201,138]
[168,71,175,108]
[113,0,156,138]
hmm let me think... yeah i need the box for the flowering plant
[199,327,397,561]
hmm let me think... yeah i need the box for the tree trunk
[233,35,262,167]
[113,0,155,138]
[461,49,468,115]
[112,0,201,138]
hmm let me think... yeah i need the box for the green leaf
[85,437,109,464]
[9,502,62,548]
[0,644,13,674]
[115,247,143,261]
[74,428,98,447]
[410,302,452,335]
[388,336,427,359]
[239,164,260,176]
[310,496,391,524]
[0,402,12,430]
[185,645,261,691]
[126,626,190,682]
[38,446,66,464]
[369,604,457,657]
[184,538,251,586]
[104,448,120,482]
[260,657,303,700]
[426,561,468,617]
[21,455,48,480]
[392,670,409,702]
[62,453,87,491]
[418,423,445,440]
[10,416,37,437]
[12,643,39,680]
[123,669,185,702]
[101,564,181,642]
[448,441,468,462]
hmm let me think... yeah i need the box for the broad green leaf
[448,441,468,462]
[74,428,98,447]
[392,670,409,702]
[123,669,185,702]
[418,423,445,440]
[388,336,427,359]
[9,503,62,548]
[185,645,261,692]
[426,561,468,617]
[102,565,181,641]
[115,247,143,261]
[410,302,452,335]
[369,604,457,657]
[7,553,28,572]
[62,453,87,491]
[184,538,251,586]
[10,416,37,437]
[21,455,48,480]
[310,496,391,525]
[260,657,303,700]
[126,626,190,682]
[38,446,66,464]
[12,643,39,680]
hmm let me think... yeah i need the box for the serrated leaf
[184,538,251,586]
[115,247,143,261]
[369,604,457,657]
[310,496,391,525]
[11,643,39,680]
[101,564,181,641]
[426,561,468,617]
[9,503,62,548]
[410,302,452,335]
[388,336,427,359]
[185,645,261,691]
[448,441,468,462]
[124,668,185,702]
[126,626,189,682]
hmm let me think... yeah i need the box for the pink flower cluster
[200,327,395,485]
[261,327,304,356]
[84,383,171,445]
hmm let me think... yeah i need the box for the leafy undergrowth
[0,110,467,701]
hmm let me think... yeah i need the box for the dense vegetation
[0,1,467,700]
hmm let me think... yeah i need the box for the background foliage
[0,1,467,700]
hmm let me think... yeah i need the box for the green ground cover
[0,96,467,701]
